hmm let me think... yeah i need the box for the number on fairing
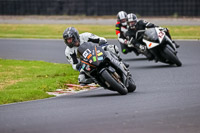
[83,49,91,58]
[158,31,165,39]
[155,28,165,43]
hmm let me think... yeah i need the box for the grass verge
[0,24,199,39]
[0,59,79,105]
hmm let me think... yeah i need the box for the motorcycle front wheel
[162,46,182,67]
[101,70,128,95]
[127,78,136,92]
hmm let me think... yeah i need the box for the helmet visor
[64,37,74,48]
[121,18,127,23]
[64,37,80,48]
[129,21,137,26]
[129,21,137,28]
[121,18,127,26]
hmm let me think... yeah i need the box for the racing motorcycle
[77,42,136,95]
[128,27,182,67]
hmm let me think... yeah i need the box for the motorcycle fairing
[143,27,166,49]
[143,39,159,49]
[78,42,106,72]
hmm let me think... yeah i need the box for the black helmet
[117,11,128,26]
[127,13,138,29]
[63,27,80,48]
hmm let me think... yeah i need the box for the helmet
[127,13,138,29]
[117,11,128,26]
[63,27,80,48]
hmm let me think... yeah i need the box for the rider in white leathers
[63,27,120,85]
[65,32,107,70]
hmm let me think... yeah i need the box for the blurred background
[0,0,199,17]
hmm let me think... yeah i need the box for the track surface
[0,39,200,133]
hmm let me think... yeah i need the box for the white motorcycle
[140,27,182,66]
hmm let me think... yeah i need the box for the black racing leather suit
[126,20,156,48]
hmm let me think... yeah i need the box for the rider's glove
[124,40,129,45]
[125,40,133,47]
[99,39,107,45]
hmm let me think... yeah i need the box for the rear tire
[101,70,128,95]
[162,46,182,67]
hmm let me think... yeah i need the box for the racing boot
[138,44,153,60]
[78,71,94,86]
[172,41,180,48]
[138,44,146,53]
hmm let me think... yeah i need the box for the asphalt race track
[0,39,200,133]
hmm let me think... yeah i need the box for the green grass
[166,26,200,39]
[0,24,115,39]
[0,24,199,39]
[0,59,79,105]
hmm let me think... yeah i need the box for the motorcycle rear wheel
[101,70,128,95]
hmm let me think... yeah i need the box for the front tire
[127,78,136,92]
[162,46,182,67]
[101,70,128,95]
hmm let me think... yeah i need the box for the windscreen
[143,28,159,42]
